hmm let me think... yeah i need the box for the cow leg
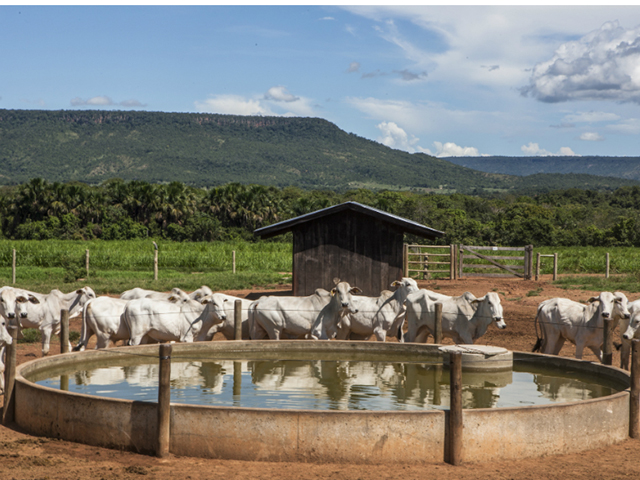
[414,326,431,344]
[96,333,111,349]
[373,327,387,342]
[40,325,53,356]
[588,345,602,361]
[574,341,585,360]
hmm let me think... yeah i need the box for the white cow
[619,299,640,369]
[73,296,130,351]
[17,287,97,355]
[120,286,212,301]
[186,293,254,341]
[0,315,14,395]
[404,291,505,344]
[249,289,332,340]
[335,277,419,342]
[123,294,211,345]
[309,282,361,340]
[533,291,630,360]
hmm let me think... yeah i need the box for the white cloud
[521,142,579,156]
[195,94,273,116]
[347,61,361,73]
[423,141,482,157]
[70,96,147,108]
[71,95,114,106]
[376,121,419,151]
[195,87,316,117]
[523,21,640,103]
[562,111,621,123]
[607,118,640,135]
[320,17,335,21]
[579,132,604,141]
[264,86,299,103]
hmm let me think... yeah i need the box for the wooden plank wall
[292,211,404,296]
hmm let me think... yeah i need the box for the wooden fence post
[524,245,533,280]
[157,344,172,458]
[630,339,640,438]
[232,251,236,274]
[447,351,463,465]
[60,309,70,354]
[553,253,558,281]
[434,303,443,344]
[535,252,541,281]
[606,253,610,279]
[233,361,242,397]
[153,242,158,281]
[234,300,242,340]
[85,249,90,278]
[602,317,613,366]
[12,249,16,285]
[403,243,409,277]
[2,324,18,425]
[449,245,455,280]
[458,245,463,279]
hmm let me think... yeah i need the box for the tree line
[2,178,640,247]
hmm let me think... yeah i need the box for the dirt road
[1,276,639,479]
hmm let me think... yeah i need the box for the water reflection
[38,359,620,411]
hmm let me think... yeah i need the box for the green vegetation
[0,240,292,294]
[0,109,637,193]
[446,155,640,181]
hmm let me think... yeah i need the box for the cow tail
[532,307,543,353]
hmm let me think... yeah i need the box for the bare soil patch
[2,276,640,479]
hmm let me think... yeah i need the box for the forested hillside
[3,179,640,248]
[446,155,640,180]
[0,109,637,193]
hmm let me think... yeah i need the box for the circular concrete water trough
[13,341,631,464]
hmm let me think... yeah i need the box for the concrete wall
[13,342,631,464]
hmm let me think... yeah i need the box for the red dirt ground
[2,275,640,479]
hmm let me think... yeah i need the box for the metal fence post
[157,343,172,458]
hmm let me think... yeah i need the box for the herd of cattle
[1,278,639,393]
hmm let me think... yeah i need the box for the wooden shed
[254,201,444,296]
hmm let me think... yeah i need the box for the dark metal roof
[254,201,444,239]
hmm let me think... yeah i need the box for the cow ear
[201,297,211,304]
[76,289,83,294]
[333,277,340,286]
[390,281,400,287]
[168,296,178,303]
[16,296,27,304]
[587,296,599,303]
[28,295,40,304]
[350,287,362,295]
[331,288,337,296]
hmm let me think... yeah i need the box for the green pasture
[2,240,640,294]
[0,239,292,294]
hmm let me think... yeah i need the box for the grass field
[0,239,292,294]
[2,241,639,294]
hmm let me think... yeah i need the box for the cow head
[0,287,18,320]
[587,292,617,320]
[612,292,631,321]
[310,282,361,340]
[68,287,97,316]
[391,277,419,298]
[623,309,640,340]
[472,292,506,329]
[0,316,13,347]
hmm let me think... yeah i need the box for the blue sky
[2,5,640,158]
